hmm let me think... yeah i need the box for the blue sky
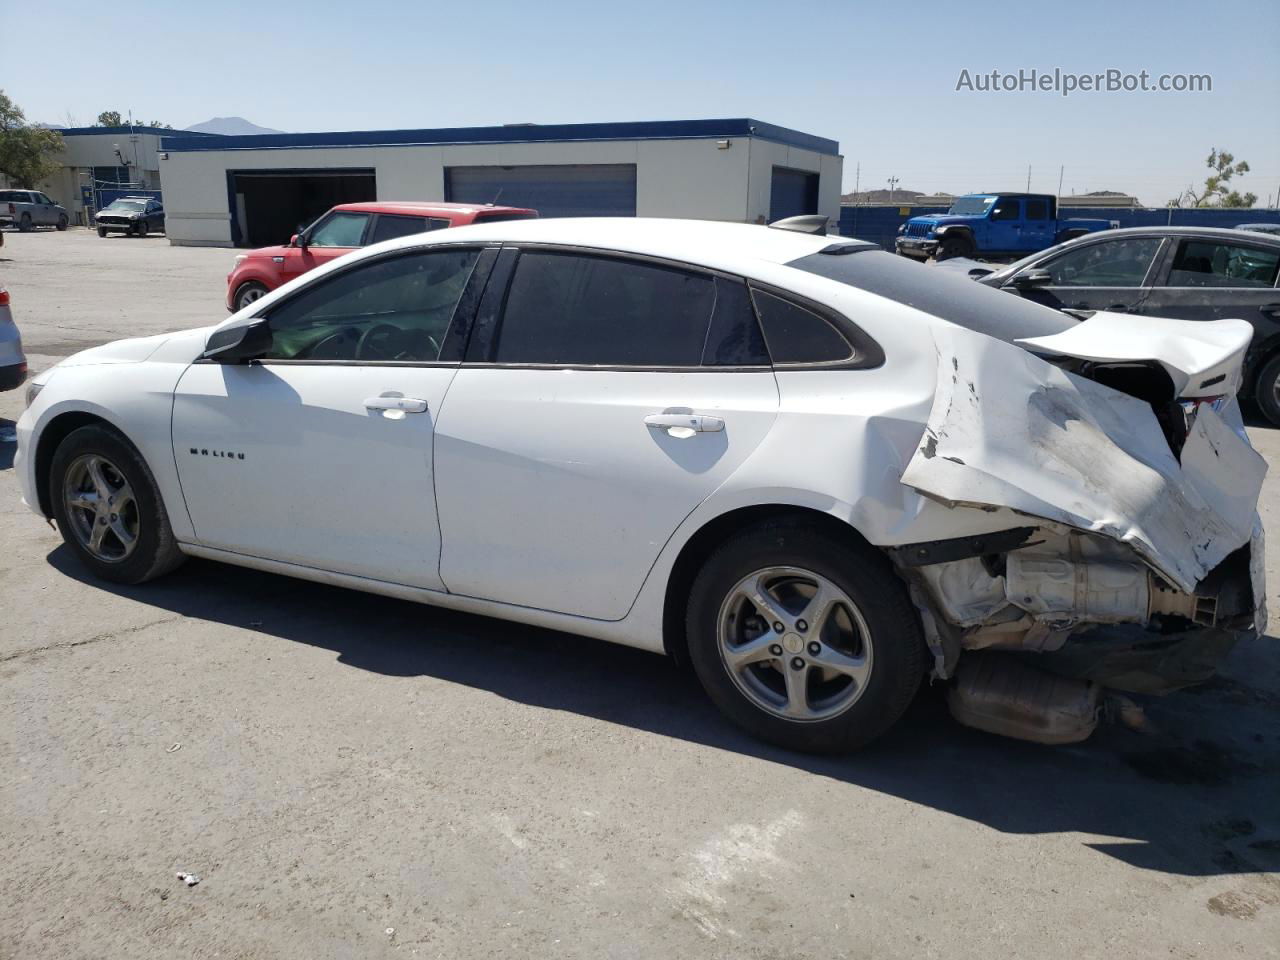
[6,0,1278,206]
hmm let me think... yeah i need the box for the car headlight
[897,224,906,234]
[25,380,44,408]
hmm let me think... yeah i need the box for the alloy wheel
[62,454,140,562]
[716,565,873,722]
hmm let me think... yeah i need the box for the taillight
[6,203,13,215]
[0,287,9,306]
[1180,395,1225,430]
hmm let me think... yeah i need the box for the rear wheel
[18,212,32,232]
[1255,353,1280,426]
[50,425,185,584]
[233,281,269,311]
[686,518,925,753]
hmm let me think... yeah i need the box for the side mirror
[295,227,309,249]
[201,318,272,363]
[289,233,300,247]
[1010,268,1053,289]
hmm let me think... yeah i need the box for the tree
[0,91,63,188]
[96,110,122,126]
[1170,149,1257,208]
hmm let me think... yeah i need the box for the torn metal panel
[901,327,1267,594]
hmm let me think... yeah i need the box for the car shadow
[45,545,1280,879]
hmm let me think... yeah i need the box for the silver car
[0,282,26,393]
[0,189,69,232]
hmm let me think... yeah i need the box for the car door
[1140,234,1280,324]
[172,244,494,589]
[987,198,1021,251]
[279,210,371,284]
[1002,234,1165,316]
[1022,197,1053,250]
[35,193,56,225]
[147,200,164,232]
[433,247,780,620]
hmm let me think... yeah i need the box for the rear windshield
[787,248,1075,342]
[0,190,29,202]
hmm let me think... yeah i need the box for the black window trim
[463,242,775,372]
[195,242,499,368]
[748,280,885,370]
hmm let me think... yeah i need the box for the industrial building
[155,118,843,247]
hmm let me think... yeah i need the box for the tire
[1254,354,1280,426]
[97,226,107,238]
[49,424,185,585]
[233,281,269,311]
[936,235,971,261]
[134,220,147,237]
[18,212,32,232]
[56,215,68,231]
[686,518,926,753]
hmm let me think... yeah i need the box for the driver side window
[261,249,480,363]
[1040,237,1162,287]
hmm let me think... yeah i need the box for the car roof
[332,200,537,217]
[387,216,870,270]
[1064,225,1280,245]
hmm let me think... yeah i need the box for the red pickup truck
[226,201,537,311]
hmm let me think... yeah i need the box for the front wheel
[936,235,971,260]
[49,425,185,584]
[1254,354,1280,426]
[233,281,269,311]
[97,226,107,238]
[686,518,925,753]
[134,220,147,237]
[56,215,68,231]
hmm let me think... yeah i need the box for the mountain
[184,117,283,136]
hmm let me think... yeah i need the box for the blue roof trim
[159,118,838,156]
[59,125,224,137]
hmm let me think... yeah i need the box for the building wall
[159,136,842,246]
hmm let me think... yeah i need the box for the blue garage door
[445,164,637,218]
[770,167,820,222]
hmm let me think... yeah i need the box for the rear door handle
[644,412,724,435]
[365,396,428,414]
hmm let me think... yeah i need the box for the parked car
[225,201,538,311]
[95,197,166,237]
[970,227,1280,422]
[895,193,1112,261]
[0,189,68,232]
[1237,223,1280,237]
[0,284,27,392]
[17,219,1264,753]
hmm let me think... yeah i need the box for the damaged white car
[14,218,1266,753]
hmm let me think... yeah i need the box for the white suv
[14,218,1266,752]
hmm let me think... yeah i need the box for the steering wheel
[307,327,358,358]
[356,323,404,360]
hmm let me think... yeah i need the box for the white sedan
[15,218,1266,752]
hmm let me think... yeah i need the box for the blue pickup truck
[894,193,1113,261]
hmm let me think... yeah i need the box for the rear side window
[751,289,853,364]
[495,252,714,366]
[370,215,448,244]
[1025,199,1048,220]
[702,278,770,366]
[472,212,538,224]
[1166,239,1280,288]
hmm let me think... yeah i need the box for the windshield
[946,196,996,216]
[105,200,146,212]
[787,248,1075,343]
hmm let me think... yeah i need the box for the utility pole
[1026,164,1031,191]
[1057,165,1064,199]
[852,162,861,236]
[887,175,899,203]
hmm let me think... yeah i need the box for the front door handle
[1261,303,1280,319]
[644,412,724,436]
[365,396,428,415]
[1105,303,1130,313]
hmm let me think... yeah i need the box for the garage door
[231,169,376,247]
[445,165,637,218]
[769,167,819,222]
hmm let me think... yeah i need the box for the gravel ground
[2,227,1278,960]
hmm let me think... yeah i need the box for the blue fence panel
[837,205,1280,251]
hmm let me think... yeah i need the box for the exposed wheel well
[661,504,874,665]
[33,412,116,517]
